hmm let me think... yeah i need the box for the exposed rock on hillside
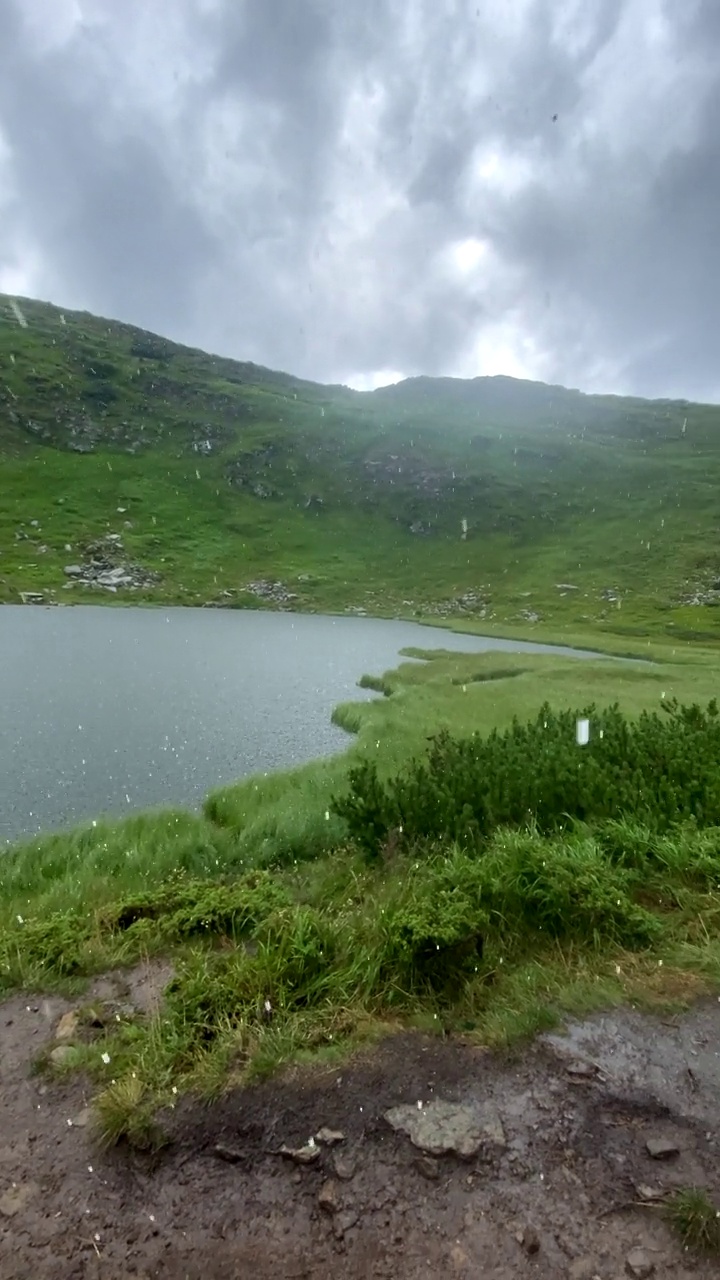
[423,588,491,618]
[244,579,298,606]
[679,570,720,606]
[62,534,159,593]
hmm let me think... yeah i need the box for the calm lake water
[0,605,607,844]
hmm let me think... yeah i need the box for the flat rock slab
[645,1137,679,1160]
[626,1247,656,1278]
[54,1011,79,1041]
[384,1099,505,1158]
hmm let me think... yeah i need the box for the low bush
[478,829,661,948]
[104,871,291,941]
[666,1187,720,1255]
[332,698,720,856]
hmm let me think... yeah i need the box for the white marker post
[576,717,590,746]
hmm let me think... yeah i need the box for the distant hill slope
[1,292,719,642]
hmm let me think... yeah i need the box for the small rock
[645,1137,679,1160]
[520,1225,540,1255]
[385,1099,505,1159]
[49,1045,75,1067]
[416,1156,441,1181]
[315,1128,345,1146]
[634,1183,666,1202]
[72,1107,91,1129]
[318,1179,340,1214]
[279,1142,321,1165]
[333,1153,357,1182]
[625,1247,655,1279]
[63,565,84,577]
[55,1011,79,1040]
[566,1060,597,1079]
[47,1049,74,1070]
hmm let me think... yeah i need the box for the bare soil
[1,973,719,1279]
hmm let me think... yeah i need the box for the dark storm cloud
[1,0,719,397]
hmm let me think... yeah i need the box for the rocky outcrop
[224,446,280,495]
[679,571,720,606]
[244,580,298,606]
[363,452,456,498]
[62,534,159,593]
[423,589,490,618]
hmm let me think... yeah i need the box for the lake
[0,605,608,844]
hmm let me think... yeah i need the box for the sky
[1,0,719,400]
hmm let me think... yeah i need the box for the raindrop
[9,299,27,327]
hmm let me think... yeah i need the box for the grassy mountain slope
[1,292,719,640]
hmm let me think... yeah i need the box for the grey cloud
[0,1,218,329]
[1,0,719,398]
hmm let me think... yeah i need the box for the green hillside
[1,291,719,642]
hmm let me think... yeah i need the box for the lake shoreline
[2,626,720,1224]
[1,605,625,846]
[2,591,665,660]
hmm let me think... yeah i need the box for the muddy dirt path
[1,977,719,1278]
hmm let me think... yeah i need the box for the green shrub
[595,818,720,887]
[253,905,340,1007]
[162,904,340,1053]
[479,829,661,948]
[332,698,720,856]
[164,949,259,1049]
[7,913,93,977]
[666,1187,720,1255]
[105,871,291,942]
[376,882,487,997]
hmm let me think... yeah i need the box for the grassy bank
[2,637,720,1149]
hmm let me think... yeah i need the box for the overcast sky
[1,0,718,399]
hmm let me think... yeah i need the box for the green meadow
[3,293,720,1148]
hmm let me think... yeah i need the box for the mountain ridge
[1,291,719,641]
[2,290,710,411]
